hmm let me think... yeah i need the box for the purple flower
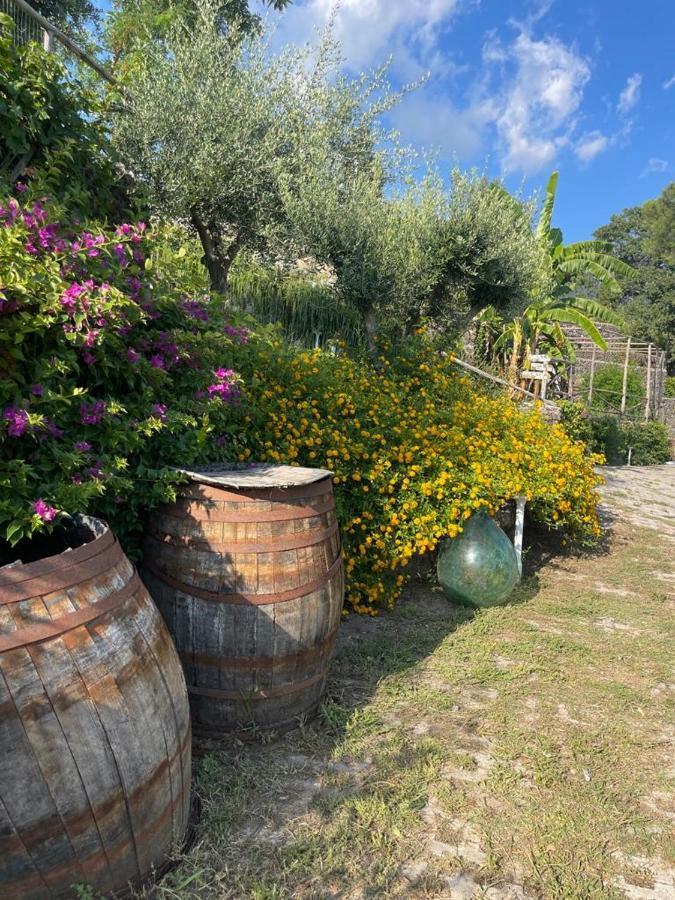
[127,347,140,364]
[60,282,86,313]
[15,182,27,194]
[3,407,29,437]
[182,299,209,321]
[31,384,43,397]
[84,330,99,348]
[149,354,165,369]
[74,441,91,452]
[207,382,238,401]
[82,351,96,365]
[34,499,57,522]
[214,367,235,380]
[72,473,83,485]
[43,418,63,439]
[126,275,142,298]
[224,324,251,344]
[80,401,105,425]
[113,243,128,267]
[151,403,168,422]
[87,466,103,480]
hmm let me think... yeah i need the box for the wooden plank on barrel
[84,594,175,877]
[176,464,333,490]
[0,793,47,898]
[123,589,191,842]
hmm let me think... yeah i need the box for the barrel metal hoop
[0,527,115,588]
[147,520,339,554]
[178,623,340,672]
[0,540,126,606]
[144,552,343,607]
[187,668,326,701]
[0,572,142,653]
[161,497,335,524]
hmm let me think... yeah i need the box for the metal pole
[620,337,631,416]
[587,347,596,405]
[645,343,652,421]
[513,496,526,578]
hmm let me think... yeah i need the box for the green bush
[665,375,675,399]
[558,401,593,446]
[589,415,624,463]
[0,14,125,218]
[583,363,645,413]
[620,421,672,466]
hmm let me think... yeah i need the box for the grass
[149,519,674,900]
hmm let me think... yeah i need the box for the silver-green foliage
[281,163,548,339]
[111,0,404,292]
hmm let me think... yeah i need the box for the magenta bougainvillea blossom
[1,194,247,546]
[33,499,57,522]
[3,407,30,437]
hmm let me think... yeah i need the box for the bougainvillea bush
[0,191,248,552]
[1,191,602,611]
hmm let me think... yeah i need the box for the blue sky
[97,1,674,241]
[258,0,675,241]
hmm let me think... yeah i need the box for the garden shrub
[619,421,671,466]
[558,400,593,446]
[1,193,603,611]
[0,14,125,218]
[588,414,624,463]
[583,362,645,413]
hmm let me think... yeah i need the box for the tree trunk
[365,307,378,355]
[191,210,240,295]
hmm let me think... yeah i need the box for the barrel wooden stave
[0,521,191,900]
[144,475,344,735]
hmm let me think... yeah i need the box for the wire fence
[0,0,42,44]
[1,0,115,83]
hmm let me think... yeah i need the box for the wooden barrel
[142,465,344,736]
[0,517,191,900]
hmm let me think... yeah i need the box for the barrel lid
[176,463,333,489]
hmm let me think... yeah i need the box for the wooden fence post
[42,27,53,52]
[620,337,631,415]
[587,347,596,405]
[645,343,652,421]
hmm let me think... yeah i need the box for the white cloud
[268,0,464,73]
[640,157,668,177]
[575,131,608,162]
[495,33,590,173]
[663,74,675,90]
[617,73,642,114]
[265,2,598,175]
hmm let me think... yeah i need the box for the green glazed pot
[437,509,519,608]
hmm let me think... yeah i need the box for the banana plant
[494,172,633,379]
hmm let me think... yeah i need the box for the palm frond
[562,296,625,327]
[535,171,559,241]
[545,307,608,350]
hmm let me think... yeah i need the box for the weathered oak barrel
[142,465,344,736]
[0,517,192,900]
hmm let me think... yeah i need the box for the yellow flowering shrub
[222,332,603,614]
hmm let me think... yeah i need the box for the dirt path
[154,467,675,900]
[599,464,675,538]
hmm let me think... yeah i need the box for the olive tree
[111,0,403,293]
